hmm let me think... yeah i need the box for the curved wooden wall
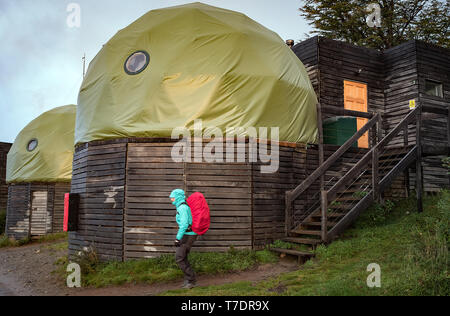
[69,139,309,261]
[6,182,70,240]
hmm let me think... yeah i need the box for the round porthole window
[124,51,150,75]
[27,139,38,152]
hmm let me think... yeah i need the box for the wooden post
[372,147,379,202]
[321,190,328,243]
[318,104,327,243]
[285,194,292,237]
[448,106,450,187]
[416,106,423,213]
[317,104,325,192]
[377,114,383,144]
[404,123,410,198]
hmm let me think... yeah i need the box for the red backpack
[186,192,210,235]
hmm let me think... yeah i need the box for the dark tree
[300,0,450,50]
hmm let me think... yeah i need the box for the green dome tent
[76,2,318,145]
[7,105,76,183]
[6,105,76,240]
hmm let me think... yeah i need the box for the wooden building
[293,37,450,195]
[0,142,12,211]
[6,105,76,240]
[68,6,449,262]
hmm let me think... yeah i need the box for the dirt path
[0,241,69,296]
[70,260,297,296]
[0,240,297,296]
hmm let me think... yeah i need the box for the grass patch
[162,192,449,296]
[63,248,278,288]
[0,232,68,249]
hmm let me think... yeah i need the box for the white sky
[0,0,313,143]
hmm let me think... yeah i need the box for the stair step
[270,247,314,257]
[291,229,322,236]
[312,213,346,218]
[303,221,337,228]
[335,196,365,202]
[328,203,354,210]
[283,237,322,245]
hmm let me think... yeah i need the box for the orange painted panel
[344,81,369,148]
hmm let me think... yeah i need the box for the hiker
[170,189,198,289]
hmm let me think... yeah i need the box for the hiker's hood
[170,189,186,207]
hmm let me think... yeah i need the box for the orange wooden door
[344,80,369,148]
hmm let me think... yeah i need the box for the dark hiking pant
[176,235,197,283]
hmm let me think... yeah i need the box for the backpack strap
[179,202,193,233]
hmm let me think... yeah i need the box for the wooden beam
[285,195,292,237]
[372,148,379,201]
[416,108,424,213]
[321,105,374,119]
[321,190,328,243]
[317,104,325,192]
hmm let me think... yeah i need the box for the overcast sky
[0,0,313,143]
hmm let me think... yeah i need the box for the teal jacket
[170,189,197,241]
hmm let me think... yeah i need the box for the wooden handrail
[286,113,380,203]
[376,107,419,150]
[327,106,420,203]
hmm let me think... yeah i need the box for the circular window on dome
[27,139,38,152]
[124,51,150,75]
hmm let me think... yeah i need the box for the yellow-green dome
[76,2,318,145]
[7,105,76,183]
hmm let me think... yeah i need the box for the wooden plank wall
[294,37,449,194]
[384,40,419,147]
[416,41,450,191]
[0,142,12,211]
[69,139,315,261]
[29,188,50,236]
[69,142,126,262]
[124,142,185,259]
[53,183,71,232]
[292,146,319,228]
[252,145,297,248]
[186,141,252,253]
[6,184,31,240]
[124,141,253,260]
[6,182,68,239]
[292,37,319,96]
[317,38,385,116]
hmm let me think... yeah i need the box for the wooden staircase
[272,105,424,262]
